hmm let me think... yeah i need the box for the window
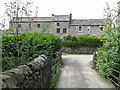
[37,24,40,28]
[29,24,31,27]
[57,28,60,33]
[100,26,104,31]
[87,26,90,31]
[29,24,32,29]
[18,24,21,28]
[57,23,60,26]
[79,26,82,31]
[63,28,67,33]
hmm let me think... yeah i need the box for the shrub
[62,34,103,47]
[2,32,62,71]
[94,6,119,87]
[64,35,72,40]
[62,40,76,47]
[95,26,119,78]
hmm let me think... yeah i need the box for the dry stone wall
[62,46,97,54]
[1,53,62,89]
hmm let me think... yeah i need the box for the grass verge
[49,66,61,88]
[89,60,115,88]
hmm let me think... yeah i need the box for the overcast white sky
[0,0,120,29]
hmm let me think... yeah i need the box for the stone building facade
[9,14,107,37]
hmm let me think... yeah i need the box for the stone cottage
[9,14,107,37]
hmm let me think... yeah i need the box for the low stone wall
[1,52,62,89]
[61,46,97,54]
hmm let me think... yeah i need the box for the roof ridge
[54,15,69,16]
[72,19,106,20]
[13,17,51,18]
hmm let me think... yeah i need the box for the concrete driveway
[55,55,114,88]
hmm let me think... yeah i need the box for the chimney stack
[52,14,55,16]
[69,13,72,24]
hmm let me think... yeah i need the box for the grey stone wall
[9,15,105,36]
[62,46,97,54]
[10,22,51,33]
[1,53,62,89]
[69,25,103,36]
[50,22,70,37]
[10,22,103,36]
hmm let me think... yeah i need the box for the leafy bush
[62,34,103,47]
[64,35,72,40]
[2,32,62,71]
[94,6,120,87]
[62,40,76,47]
[95,26,119,80]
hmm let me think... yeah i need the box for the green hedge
[2,32,62,71]
[62,34,103,47]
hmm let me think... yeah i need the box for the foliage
[95,25,119,80]
[50,64,61,88]
[64,35,72,40]
[95,4,120,88]
[2,32,62,71]
[62,34,103,47]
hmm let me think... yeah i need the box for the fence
[93,52,120,89]
[49,51,62,88]
[105,54,120,89]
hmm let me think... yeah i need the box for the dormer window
[57,23,60,26]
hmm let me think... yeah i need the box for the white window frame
[87,26,90,32]
[63,28,67,33]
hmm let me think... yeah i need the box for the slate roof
[13,17,52,22]
[12,15,70,22]
[70,19,107,26]
[11,14,107,25]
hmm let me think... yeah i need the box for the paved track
[55,55,114,88]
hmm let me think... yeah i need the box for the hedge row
[62,34,103,47]
[2,32,62,71]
